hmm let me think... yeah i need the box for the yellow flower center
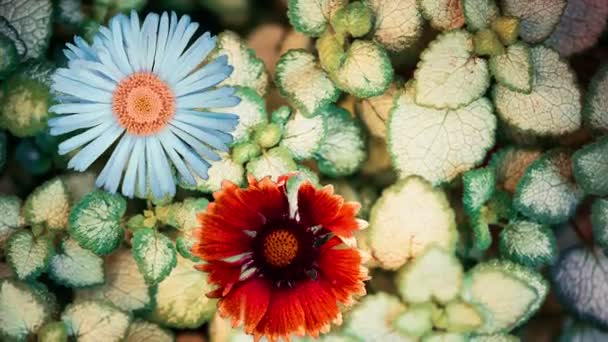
[112,72,175,135]
[263,229,299,267]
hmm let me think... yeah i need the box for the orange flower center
[263,229,299,267]
[112,72,175,136]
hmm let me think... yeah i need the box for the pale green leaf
[591,198,608,248]
[76,249,154,313]
[369,176,457,270]
[419,0,465,31]
[489,42,532,93]
[462,0,498,31]
[546,0,608,57]
[364,0,423,52]
[0,280,55,341]
[125,319,173,342]
[0,0,52,59]
[332,39,393,98]
[514,149,583,224]
[414,30,489,109]
[502,0,566,43]
[148,255,217,329]
[61,301,131,342]
[498,219,557,267]
[247,146,297,181]
[68,191,126,255]
[275,49,340,117]
[213,87,267,145]
[209,31,268,97]
[0,195,22,249]
[463,167,496,214]
[388,85,496,184]
[583,64,608,134]
[24,178,70,231]
[182,153,244,193]
[314,105,366,177]
[287,0,348,37]
[573,137,608,196]
[280,111,326,160]
[49,239,104,288]
[7,230,54,280]
[493,45,581,136]
[343,293,410,341]
[132,229,177,286]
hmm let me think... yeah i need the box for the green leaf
[393,303,434,338]
[37,321,68,342]
[157,197,209,232]
[247,146,298,181]
[343,293,408,341]
[463,167,496,214]
[132,229,177,286]
[76,249,155,313]
[462,0,498,31]
[418,0,465,31]
[0,195,23,249]
[0,33,18,79]
[502,0,566,43]
[388,85,496,184]
[364,0,424,52]
[287,0,348,37]
[125,319,173,342]
[499,219,557,267]
[181,153,244,193]
[583,64,608,134]
[0,280,56,341]
[68,191,126,255]
[422,332,468,342]
[471,334,519,342]
[332,39,393,98]
[369,176,457,270]
[559,320,608,342]
[0,18,26,57]
[493,45,581,136]
[490,146,541,194]
[280,111,326,161]
[552,247,608,329]
[463,260,548,333]
[49,239,104,288]
[215,87,267,145]
[414,30,489,109]
[0,66,52,137]
[489,42,533,93]
[356,82,399,139]
[514,149,583,224]
[148,255,217,329]
[61,300,131,342]
[0,0,52,59]
[24,177,70,231]
[7,230,54,280]
[546,0,608,57]
[396,246,463,304]
[573,137,608,196]
[275,49,340,117]
[208,31,269,97]
[592,198,608,248]
[442,301,484,333]
[314,105,366,177]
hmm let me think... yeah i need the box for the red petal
[317,237,366,304]
[197,261,242,296]
[218,278,271,333]
[297,182,360,237]
[254,289,306,341]
[192,223,251,261]
[295,280,341,337]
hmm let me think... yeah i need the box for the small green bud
[491,16,520,46]
[331,2,374,38]
[271,106,292,125]
[126,214,155,231]
[474,29,505,57]
[316,31,347,73]
[232,142,262,164]
[254,123,282,149]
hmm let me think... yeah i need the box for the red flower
[192,175,368,341]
